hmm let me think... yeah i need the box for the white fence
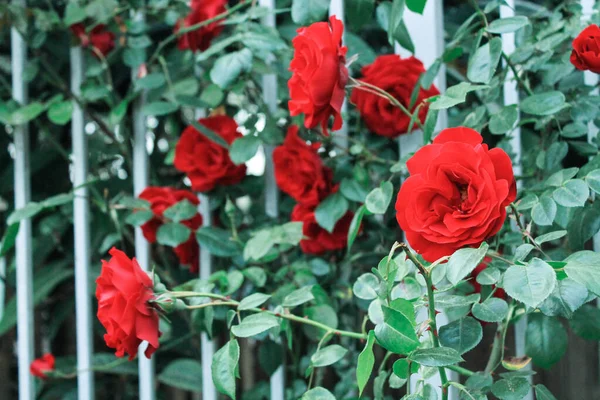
[5,0,595,399]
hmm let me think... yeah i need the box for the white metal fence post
[11,0,35,397]
[0,257,5,322]
[131,10,156,400]
[70,45,94,400]
[330,0,348,150]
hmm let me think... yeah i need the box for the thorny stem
[509,203,550,258]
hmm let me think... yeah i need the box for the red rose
[288,16,348,134]
[471,257,506,299]
[174,115,247,193]
[176,0,227,52]
[139,187,202,273]
[291,203,353,254]
[395,127,516,262]
[570,24,600,74]
[96,248,160,360]
[70,23,115,56]
[30,354,55,379]
[351,55,440,138]
[273,125,336,207]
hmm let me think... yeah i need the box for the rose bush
[1,0,600,399]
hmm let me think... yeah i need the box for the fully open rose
[351,55,439,138]
[176,0,227,52]
[273,125,336,207]
[570,24,600,74]
[174,115,246,193]
[291,204,353,254]
[139,187,202,273]
[288,16,348,134]
[96,248,160,360]
[395,127,516,262]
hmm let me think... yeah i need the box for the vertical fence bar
[131,9,155,400]
[329,0,348,149]
[258,0,284,397]
[11,1,35,397]
[500,3,532,399]
[0,257,5,321]
[70,45,94,400]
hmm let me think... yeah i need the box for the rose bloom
[30,354,55,379]
[176,0,227,52]
[273,125,336,207]
[351,55,440,138]
[70,23,115,56]
[96,248,160,360]
[395,127,516,262]
[292,204,353,254]
[570,24,600,74]
[139,187,202,273]
[288,16,348,134]
[174,115,246,193]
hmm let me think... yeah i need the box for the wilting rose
[570,24,600,74]
[96,248,160,360]
[291,203,353,254]
[70,23,115,56]
[174,115,246,193]
[30,354,55,379]
[395,127,516,262]
[273,125,336,207]
[139,187,202,273]
[288,16,348,134]
[176,0,227,52]
[351,55,440,138]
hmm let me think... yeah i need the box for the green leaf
[409,347,464,367]
[356,331,376,396]
[429,82,488,110]
[539,278,588,319]
[190,119,230,149]
[163,199,198,222]
[486,16,529,34]
[212,340,240,400]
[11,102,46,125]
[521,91,567,116]
[570,304,600,341]
[231,313,279,338]
[406,0,426,14]
[476,266,500,285]
[238,293,271,311]
[535,230,566,245]
[301,387,335,400]
[438,316,483,355]
[353,273,380,300]
[553,179,589,207]
[7,202,44,225]
[489,105,518,135]
[125,209,154,226]
[315,192,349,233]
[291,0,329,25]
[387,0,406,45]
[365,181,394,214]
[47,101,73,125]
[196,227,241,257]
[491,378,530,400]
[210,48,253,89]
[503,258,556,308]
[560,122,587,138]
[63,2,86,25]
[586,169,600,194]
[525,313,567,369]
[0,223,19,257]
[467,37,503,84]
[535,385,558,400]
[282,285,315,308]
[544,142,568,171]
[142,101,178,116]
[472,298,508,323]
[347,205,366,252]
[346,0,375,29]
[200,84,225,107]
[311,344,348,367]
[158,359,202,392]
[374,305,419,355]
[564,259,600,297]
[229,135,261,165]
[340,178,369,203]
[243,267,267,287]
[531,196,557,226]
[156,223,191,247]
[446,242,489,286]
[135,73,165,90]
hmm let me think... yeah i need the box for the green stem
[447,364,475,377]
[485,302,515,373]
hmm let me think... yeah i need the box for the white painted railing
[11,0,35,398]
[330,0,348,149]
[70,45,94,400]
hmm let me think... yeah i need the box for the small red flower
[291,203,353,254]
[176,0,227,52]
[351,55,440,138]
[139,187,202,273]
[395,127,516,262]
[70,23,115,56]
[273,125,336,207]
[96,248,160,360]
[30,354,55,379]
[174,115,246,193]
[570,24,600,74]
[288,16,348,134]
